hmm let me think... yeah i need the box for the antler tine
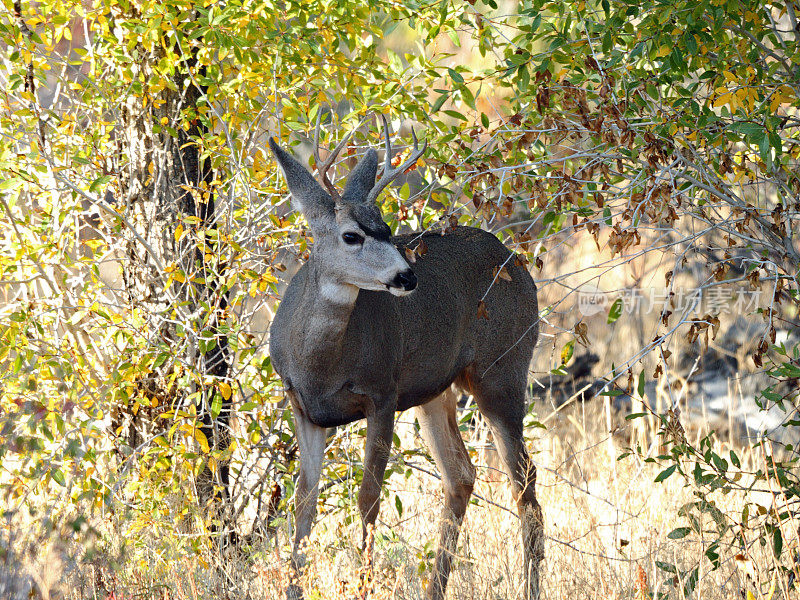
[366,114,427,205]
[312,111,355,201]
[380,113,394,177]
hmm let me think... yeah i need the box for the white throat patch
[320,281,359,305]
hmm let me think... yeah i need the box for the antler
[312,111,355,202]
[365,114,427,206]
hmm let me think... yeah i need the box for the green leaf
[443,110,468,121]
[560,339,575,365]
[89,175,113,193]
[600,388,624,397]
[683,567,699,596]
[602,30,612,53]
[446,29,460,48]
[152,352,170,369]
[685,33,697,55]
[607,298,623,324]
[705,543,721,569]
[637,370,645,398]
[711,452,728,473]
[211,394,222,419]
[431,92,449,113]
[768,131,782,157]
[625,412,649,420]
[728,121,763,139]
[655,464,677,482]
[773,526,783,559]
[461,85,476,111]
[656,560,678,574]
[448,68,464,85]
[758,131,771,163]
[668,526,691,539]
[199,336,217,355]
[51,468,66,487]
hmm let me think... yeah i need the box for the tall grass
[4,389,791,600]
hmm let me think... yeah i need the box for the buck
[268,116,543,600]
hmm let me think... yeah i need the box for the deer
[268,115,543,600]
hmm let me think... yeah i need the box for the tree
[0,0,463,562]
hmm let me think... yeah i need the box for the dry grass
[278,405,770,600]
[6,392,795,600]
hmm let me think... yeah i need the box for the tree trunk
[112,28,231,529]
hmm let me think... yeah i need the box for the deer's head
[269,117,425,298]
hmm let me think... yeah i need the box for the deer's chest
[271,289,403,427]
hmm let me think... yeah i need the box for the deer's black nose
[393,269,417,292]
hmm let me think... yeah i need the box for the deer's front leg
[358,405,395,554]
[287,392,327,600]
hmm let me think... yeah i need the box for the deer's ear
[269,138,335,233]
[341,148,378,206]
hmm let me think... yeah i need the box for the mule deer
[268,116,543,600]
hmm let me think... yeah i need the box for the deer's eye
[342,232,364,245]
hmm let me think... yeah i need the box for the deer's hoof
[285,583,304,600]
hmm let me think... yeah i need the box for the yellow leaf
[713,92,734,109]
[219,382,232,400]
[174,222,184,242]
[195,428,209,453]
[770,84,795,112]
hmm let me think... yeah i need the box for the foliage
[0,0,798,596]
[0,0,457,568]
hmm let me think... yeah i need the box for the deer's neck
[295,264,358,366]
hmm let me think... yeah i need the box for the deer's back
[390,226,539,410]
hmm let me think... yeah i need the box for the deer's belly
[396,383,453,411]
[293,383,377,428]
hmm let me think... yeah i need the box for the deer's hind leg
[473,378,544,600]
[415,387,476,600]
